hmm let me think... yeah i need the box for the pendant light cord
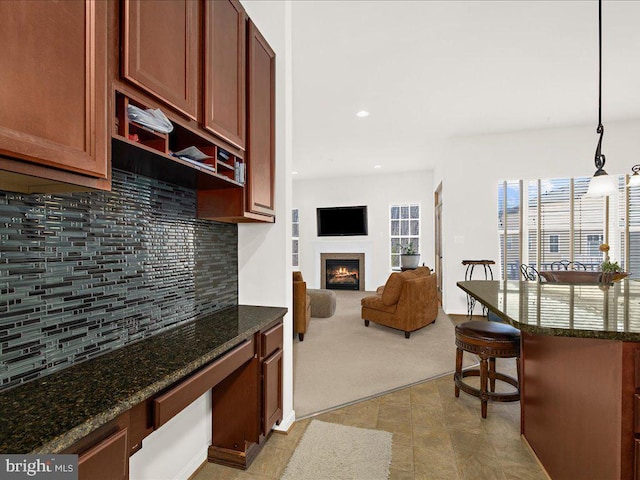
[595,0,606,172]
[598,0,602,127]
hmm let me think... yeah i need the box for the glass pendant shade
[628,174,640,187]
[628,166,640,186]
[585,172,617,197]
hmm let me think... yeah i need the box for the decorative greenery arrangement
[402,243,418,255]
[601,260,621,273]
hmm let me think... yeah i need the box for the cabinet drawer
[78,428,128,480]
[261,322,283,359]
[154,339,254,428]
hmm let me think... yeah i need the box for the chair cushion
[381,272,406,305]
[414,266,431,276]
[455,320,520,342]
[361,294,398,313]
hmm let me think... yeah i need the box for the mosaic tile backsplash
[0,169,238,390]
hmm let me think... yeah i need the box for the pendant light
[628,165,640,187]
[585,0,617,197]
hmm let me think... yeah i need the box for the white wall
[129,393,211,480]
[130,2,293,478]
[293,170,434,291]
[441,119,640,315]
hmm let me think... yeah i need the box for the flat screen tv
[317,206,368,237]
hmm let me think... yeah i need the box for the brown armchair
[361,267,438,338]
[293,271,311,341]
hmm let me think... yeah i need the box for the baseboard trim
[180,444,209,480]
[521,434,552,480]
[274,409,295,433]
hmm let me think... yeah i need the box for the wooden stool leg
[455,348,462,397]
[516,355,521,396]
[480,357,488,418]
[489,358,496,392]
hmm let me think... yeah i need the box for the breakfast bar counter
[0,305,287,456]
[457,280,640,480]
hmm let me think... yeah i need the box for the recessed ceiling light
[292,171,299,175]
[374,165,382,169]
[356,110,370,118]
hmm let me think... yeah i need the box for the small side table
[462,260,495,317]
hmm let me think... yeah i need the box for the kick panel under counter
[0,305,286,480]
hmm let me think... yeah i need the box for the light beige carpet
[293,290,474,417]
[280,420,392,480]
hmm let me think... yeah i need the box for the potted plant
[600,259,626,284]
[400,243,420,269]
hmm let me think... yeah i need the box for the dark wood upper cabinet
[246,20,276,217]
[196,18,275,223]
[0,0,109,187]
[122,0,199,120]
[203,0,246,150]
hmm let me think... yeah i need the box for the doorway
[434,183,443,304]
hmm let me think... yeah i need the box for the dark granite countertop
[0,305,287,454]
[458,280,640,341]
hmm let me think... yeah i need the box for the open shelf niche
[113,89,245,190]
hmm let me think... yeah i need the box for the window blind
[498,176,616,280]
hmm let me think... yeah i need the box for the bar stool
[454,320,521,418]
[461,260,495,317]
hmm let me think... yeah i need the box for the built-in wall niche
[113,90,245,190]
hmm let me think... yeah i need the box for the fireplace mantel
[312,240,374,290]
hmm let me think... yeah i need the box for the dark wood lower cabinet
[209,319,283,469]
[69,319,284,478]
[521,332,639,480]
[262,349,283,435]
[261,322,284,436]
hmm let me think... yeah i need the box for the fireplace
[326,259,360,290]
[320,253,365,291]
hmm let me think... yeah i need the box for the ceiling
[291,0,640,180]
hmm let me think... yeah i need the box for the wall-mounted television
[317,206,368,237]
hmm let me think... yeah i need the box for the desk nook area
[458,279,640,480]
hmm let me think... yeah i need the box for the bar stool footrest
[454,369,520,403]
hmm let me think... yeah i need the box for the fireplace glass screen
[325,259,360,290]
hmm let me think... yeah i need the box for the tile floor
[192,373,548,480]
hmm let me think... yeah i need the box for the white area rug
[280,420,392,480]
[293,290,474,417]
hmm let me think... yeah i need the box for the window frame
[389,203,421,269]
[292,208,299,267]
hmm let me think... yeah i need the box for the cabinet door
[0,0,108,179]
[262,349,283,435]
[122,0,199,120]
[246,21,276,217]
[204,0,246,150]
[78,428,128,480]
